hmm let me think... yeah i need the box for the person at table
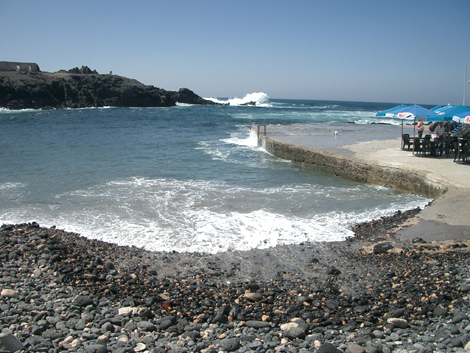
[435,122,445,140]
[434,122,446,155]
[417,119,424,138]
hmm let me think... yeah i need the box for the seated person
[435,122,445,140]
[434,122,446,156]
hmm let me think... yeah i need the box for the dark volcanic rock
[0,65,217,109]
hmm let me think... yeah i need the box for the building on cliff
[0,61,40,73]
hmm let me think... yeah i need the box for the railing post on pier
[257,124,267,147]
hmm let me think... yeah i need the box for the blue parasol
[426,105,470,122]
[392,104,435,138]
[452,110,470,124]
[376,104,408,117]
[394,104,435,120]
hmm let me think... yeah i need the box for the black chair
[443,135,457,157]
[413,137,422,155]
[463,143,470,164]
[401,134,412,150]
[454,139,463,162]
[422,139,432,157]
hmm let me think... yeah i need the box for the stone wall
[258,132,445,199]
[0,61,40,72]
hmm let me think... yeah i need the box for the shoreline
[2,124,470,352]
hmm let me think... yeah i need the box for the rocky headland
[0,63,216,110]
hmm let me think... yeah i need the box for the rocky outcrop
[0,65,216,109]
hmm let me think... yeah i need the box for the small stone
[387,318,408,328]
[134,342,146,352]
[284,326,306,339]
[452,314,468,324]
[117,335,129,343]
[1,289,19,298]
[318,342,342,353]
[138,321,155,331]
[0,333,24,351]
[280,322,299,331]
[244,292,264,302]
[101,322,114,332]
[118,307,137,315]
[245,320,271,328]
[347,343,365,353]
[372,330,385,339]
[373,242,394,254]
[75,295,94,306]
[433,306,448,317]
[460,283,470,292]
[84,344,107,353]
[71,339,81,348]
[84,273,98,281]
[219,338,240,352]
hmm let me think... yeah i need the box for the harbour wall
[257,131,445,199]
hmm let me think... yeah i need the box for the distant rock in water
[0,62,217,109]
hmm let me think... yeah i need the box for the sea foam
[205,92,270,106]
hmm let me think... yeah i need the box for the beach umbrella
[376,104,408,117]
[452,110,470,124]
[431,104,453,113]
[426,105,470,122]
[393,104,435,137]
[394,104,435,119]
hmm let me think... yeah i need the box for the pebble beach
[2,128,470,353]
[2,213,470,353]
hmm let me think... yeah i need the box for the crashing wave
[205,92,270,107]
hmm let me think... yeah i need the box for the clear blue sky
[1,0,469,105]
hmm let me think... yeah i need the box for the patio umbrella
[452,110,470,124]
[426,105,470,122]
[376,104,408,117]
[393,104,435,137]
[431,104,453,113]
[430,105,444,111]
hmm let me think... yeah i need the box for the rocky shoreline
[2,208,470,352]
[0,65,216,110]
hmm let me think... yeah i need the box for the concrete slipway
[257,123,470,242]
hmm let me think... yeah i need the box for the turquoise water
[0,95,429,253]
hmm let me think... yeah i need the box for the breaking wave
[205,92,271,106]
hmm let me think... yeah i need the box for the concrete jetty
[257,123,470,242]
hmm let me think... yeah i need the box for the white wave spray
[205,92,270,106]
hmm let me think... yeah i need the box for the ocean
[0,93,430,253]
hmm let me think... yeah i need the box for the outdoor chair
[413,137,421,155]
[454,139,463,162]
[463,144,470,164]
[421,139,432,157]
[401,134,412,151]
[444,135,457,157]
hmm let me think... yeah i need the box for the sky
[1,0,469,105]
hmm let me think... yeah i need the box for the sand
[265,123,470,243]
